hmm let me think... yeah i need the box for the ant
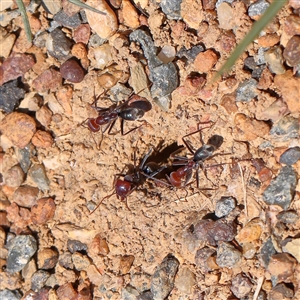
[90,147,166,213]
[87,92,152,135]
[167,126,224,188]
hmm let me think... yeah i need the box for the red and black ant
[90,147,166,213]
[167,127,224,188]
[87,93,152,135]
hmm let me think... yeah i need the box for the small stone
[0,33,15,58]
[235,78,258,102]
[67,239,88,253]
[194,50,218,73]
[220,93,238,113]
[17,144,35,173]
[263,166,297,210]
[215,196,236,218]
[6,203,32,229]
[217,2,235,30]
[270,115,299,141]
[88,234,109,256]
[22,258,37,282]
[6,235,37,273]
[31,130,54,148]
[85,0,118,39]
[60,58,85,83]
[242,242,257,259]
[216,242,242,268]
[3,165,24,188]
[0,52,35,86]
[260,237,276,267]
[89,43,113,69]
[121,0,140,28]
[283,15,300,36]
[258,98,289,122]
[233,113,270,141]
[177,45,204,61]
[59,251,74,269]
[72,252,91,271]
[195,247,218,273]
[264,46,286,74]
[258,33,280,47]
[53,10,81,29]
[42,0,61,14]
[267,253,296,283]
[174,267,195,295]
[31,270,50,292]
[13,185,39,208]
[0,112,36,148]
[121,285,139,299]
[181,0,203,29]
[157,45,176,63]
[160,0,182,20]
[35,106,53,128]
[279,147,300,165]
[57,283,78,299]
[88,33,106,48]
[248,0,269,18]
[72,43,88,61]
[230,273,253,298]
[28,164,50,190]
[32,68,62,92]
[0,289,22,300]
[283,35,300,67]
[282,238,300,263]
[277,210,299,224]
[46,28,72,61]
[236,219,262,244]
[120,255,135,274]
[31,197,55,225]
[194,219,237,246]
[150,254,179,300]
[38,248,59,269]
[218,31,236,53]
[73,24,91,44]
[269,283,294,300]
[0,79,25,113]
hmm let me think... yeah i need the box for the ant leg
[107,119,118,135]
[139,148,153,171]
[89,192,115,215]
[121,120,152,136]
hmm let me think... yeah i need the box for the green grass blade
[67,0,106,15]
[16,0,32,42]
[214,0,287,80]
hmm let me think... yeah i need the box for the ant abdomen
[115,179,132,200]
[87,118,100,132]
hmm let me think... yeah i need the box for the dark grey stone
[137,290,153,300]
[260,237,276,267]
[31,270,50,292]
[279,147,300,165]
[160,0,182,20]
[28,164,50,191]
[0,80,25,113]
[277,210,299,224]
[216,242,241,268]
[262,166,297,210]
[270,116,299,141]
[235,78,258,102]
[0,289,22,300]
[88,33,106,48]
[215,196,236,218]
[67,240,87,253]
[53,11,81,29]
[150,254,179,300]
[17,144,35,173]
[177,45,205,61]
[7,235,37,273]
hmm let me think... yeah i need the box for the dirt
[1,0,300,299]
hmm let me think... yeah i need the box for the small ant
[87,93,152,135]
[167,127,224,188]
[90,147,166,213]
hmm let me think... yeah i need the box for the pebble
[38,248,59,269]
[160,0,182,20]
[31,130,54,148]
[235,78,258,102]
[0,52,35,86]
[194,50,218,73]
[120,255,135,274]
[57,282,78,299]
[269,283,294,300]
[67,239,88,253]
[242,242,257,259]
[216,242,242,268]
[6,203,32,229]
[277,210,299,224]
[42,0,61,14]
[0,33,15,58]
[248,0,269,18]
[32,68,62,92]
[193,219,237,246]
[217,3,235,30]
[174,267,195,295]
[6,235,37,273]
[59,251,74,269]
[53,10,81,29]
[73,24,91,44]
[264,46,286,74]
[60,58,85,83]
[0,112,36,148]
[181,0,203,29]
[137,290,153,300]
[3,164,25,188]
[215,196,236,218]
[230,273,253,298]
[258,33,280,47]
[233,113,270,141]
[194,247,218,273]
[13,185,39,208]
[283,15,300,36]
[177,45,204,61]
[88,33,106,48]
[46,28,72,61]
[36,105,53,128]
[150,254,179,300]
[283,35,300,67]
[263,166,297,210]
[85,0,118,39]
[28,164,50,190]
[88,234,109,256]
[31,270,50,292]
[0,80,25,113]
[220,93,238,113]
[90,43,113,69]
[235,219,262,244]
[267,253,296,284]
[121,285,139,299]
[72,252,91,271]
[282,238,300,262]
[0,289,22,300]
[121,0,139,28]
[17,144,35,173]
[157,45,176,63]
[260,237,277,267]
[256,47,267,65]
[279,147,300,165]
[31,197,56,224]
[270,115,299,141]
[0,270,22,290]
[22,258,37,282]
